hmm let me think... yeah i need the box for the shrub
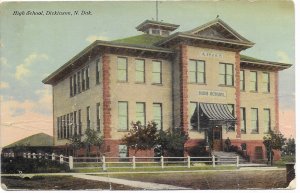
[1,157,70,174]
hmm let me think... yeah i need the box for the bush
[1,157,70,174]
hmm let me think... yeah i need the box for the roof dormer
[136,20,179,37]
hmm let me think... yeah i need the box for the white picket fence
[2,153,240,170]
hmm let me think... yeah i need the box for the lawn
[103,169,287,189]
[1,176,140,190]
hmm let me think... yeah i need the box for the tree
[69,134,83,157]
[263,130,286,165]
[156,128,188,156]
[121,121,158,155]
[284,138,295,155]
[82,128,104,157]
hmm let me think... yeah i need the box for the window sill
[218,84,234,88]
[241,131,246,134]
[117,81,128,83]
[151,83,163,86]
[240,89,245,92]
[188,82,207,85]
[251,131,259,134]
[262,92,271,94]
[249,91,258,93]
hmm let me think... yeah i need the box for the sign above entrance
[199,90,226,97]
[200,51,224,59]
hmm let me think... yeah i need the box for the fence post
[236,156,239,168]
[32,153,36,159]
[52,153,55,161]
[102,156,106,171]
[69,156,73,169]
[45,153,48,159]
[38,153,42,159]
[161,156,164,169]
[59,154,63,164]
[132,156,136,169]
[23,153,26,158]
[212,155,215,167]
[27,152,31,159]
[187,156,191,168]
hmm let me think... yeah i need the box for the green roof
[4,133,53,148]
[113,34,166,47]
[240,54,261,61]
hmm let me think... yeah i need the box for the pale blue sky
[0,1,295,144]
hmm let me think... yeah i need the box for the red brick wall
[102,54,112,153]
[230,139,281,161]
[180,44,189,132]
[235,52,241,139]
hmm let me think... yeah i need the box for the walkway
[72,174,190,190]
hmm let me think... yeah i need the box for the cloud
[276,50,291,63]
[0,81,10,89]
[0,57,8,67]
[86,35,110,43]
[15,53,48,80]
[0,86,53,147]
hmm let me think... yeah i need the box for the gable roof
[4,133,53,148]
[185,18,252,43]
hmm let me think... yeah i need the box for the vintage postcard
[0,0,296,190]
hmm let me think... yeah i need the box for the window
[251,108,258,133]
[78,110,82,135]
[85,67,89,89]
[96,59,100,84]
[250,71,257,91]
[86,106,90,129]
[152,61,162,84]
[81,69,85,91]
[66,114,69,138]
[70,113,73,136]
[96,103,101,132]
[77,71,81,93]
[151,29,160,35]
[262,72,270,93]
[118,145,128,158]
[240,107,246,133]
[189,60,205,83]
[117,57,128,81]
[60,116,63,139]
[264,108,271,133]
[189,102,198,130]
[219,63,233,86]
[70,76,73,97]
[74,111,77,135]
[118,102,128,130]
[135,59,145,83]
[227,104,235,116]
[57,117,60,139]
[136,102,146,125]
[73,74,77,95]
[240,70,245,91]
[153,103,162,130]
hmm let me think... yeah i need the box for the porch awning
[190,103,236,130]
[199,103,236,121]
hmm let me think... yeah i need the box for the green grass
[72,164,237,173]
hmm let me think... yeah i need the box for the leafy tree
[263,130,286,165]
[157,128,188,156]
[82,128,103,157]
[69,134,83,157]
[121,121,158,155]
[284,138,295,155]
